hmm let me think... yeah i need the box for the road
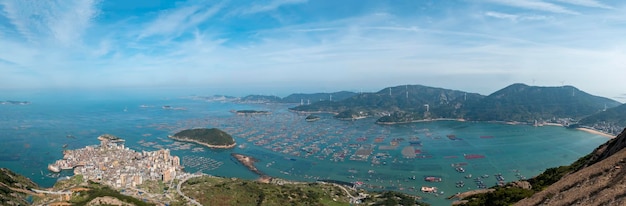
[31,188,72,195]
[176,174,204,206]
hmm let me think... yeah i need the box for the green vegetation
[364,191,430,206]
[376,111,423,124]
[172,128,235,146]
[465,84,620,122]
[182,176,350,206]
[460,187,535,206]
[69,181,154,206]
[334,109,366,120]
[578,103,626,135]
[0,168,38,206]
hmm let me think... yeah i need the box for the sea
[0,90,610,205]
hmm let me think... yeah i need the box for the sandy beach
[576,128,615,138]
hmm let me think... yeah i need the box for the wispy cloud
[553,0,612,9]
[0,0,100,45]
[138,3,223,39]
[486,0,579,14]
[484,11,550,21]
[241,0,308,15]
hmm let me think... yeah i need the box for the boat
[421,186,438,193]
[62,144,68,148]
[424,176,442,182]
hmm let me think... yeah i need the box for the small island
[169,128,236,149]
[232,110,271,115]
[305,115,321,122]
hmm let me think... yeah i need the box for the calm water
[0,92,609,205]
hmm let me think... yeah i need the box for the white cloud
[486,0,579,14]
[138,3,222,39]
[241,0,308,15]
[485,11,519,21]
[0,0,99,45]
[553,0,612,9]
[484,11,550,21]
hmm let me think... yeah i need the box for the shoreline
[376,118,466,125]
[575,127,615,138]
[168,136,237,149]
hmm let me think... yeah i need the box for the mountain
[291,84,484,122]
[465,84,621,122]
[0,168,39,206]
[281,91,357,103]
[577,104,626,135]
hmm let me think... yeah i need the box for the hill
[577,103,626,135]
[465,84,621,122]
[170,128,236,148]
[282,91,358,103]
[0,168,39,206]
[291,84,484,123]
[291,83,621,124]
[238,95,282,103]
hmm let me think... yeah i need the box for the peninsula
[169,128,236,149]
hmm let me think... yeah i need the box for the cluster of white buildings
[49,135,182,188]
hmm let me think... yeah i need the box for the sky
[0,0,625,100]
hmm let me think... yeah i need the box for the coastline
[576,127,615,138]
[376,118,465,125]
[168,135,237,149]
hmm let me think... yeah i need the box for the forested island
[169,128,236,149]
[233,110,271,115]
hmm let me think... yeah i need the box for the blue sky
[0,0,625,99]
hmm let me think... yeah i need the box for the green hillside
[465,84,620,122]
[172,128,235,146]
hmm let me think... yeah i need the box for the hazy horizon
[1,0,625,101]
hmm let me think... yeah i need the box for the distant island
[169,128,236,149]
[0,100,30,105]
[232,110,271,115]
[305,115,321,122]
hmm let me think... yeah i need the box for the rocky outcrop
[515,128,626,206]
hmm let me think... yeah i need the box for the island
[232,110,271,115]
[169,128,236,149]
[305,115,321,122]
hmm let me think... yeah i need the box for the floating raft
[464,154,485,159]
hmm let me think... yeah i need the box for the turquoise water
[0,92,609,205]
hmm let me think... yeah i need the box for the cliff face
[0,168,39,206]
[515,128,626,206]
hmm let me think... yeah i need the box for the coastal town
[48,134,182,189]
